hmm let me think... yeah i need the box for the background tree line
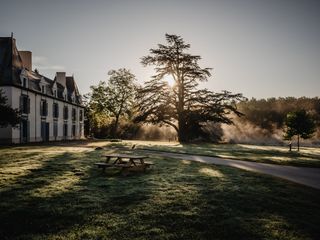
[230,97,319,146]
[237,97,320,133]
[85,89,319,144]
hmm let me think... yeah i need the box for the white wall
[0,86,84,144]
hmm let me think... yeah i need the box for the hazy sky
[1,0,319,98]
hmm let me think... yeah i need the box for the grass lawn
[0,142,320,240]
[114,140,320,168]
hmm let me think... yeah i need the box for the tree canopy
[0,90,20,127]
[283,109,316,151]
[85,68,137,138]
[135,34,245,142]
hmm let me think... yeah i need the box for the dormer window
[40,77,46,94]
[52,82,57,98]
[70,92,76,103]
[63,88,67,101]
[20,69,28,88]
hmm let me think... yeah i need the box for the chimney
[56,72,66,88]
[19,51,32,70]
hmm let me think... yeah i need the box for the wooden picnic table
[104,154,148,165]
[94,154,153,175]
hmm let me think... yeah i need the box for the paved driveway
[148,151,320,190]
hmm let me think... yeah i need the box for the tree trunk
[177,114,188,143]
[112,115,120,138]
[297,135,300,151]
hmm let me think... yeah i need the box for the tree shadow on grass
[0,151,44,168]
[87,153,320,239]
[0,152,81,237]
[0,149,158,239]
[185,163,320,240]
[1,149,320,240]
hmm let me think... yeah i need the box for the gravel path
[148,151,320,190]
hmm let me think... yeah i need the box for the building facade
[0,36,85,143]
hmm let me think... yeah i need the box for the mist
[221,117,320,146]
[135,125,177,142]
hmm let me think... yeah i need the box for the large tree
[85,68,137,138]
[284,109,316,151]
[136,34,245,142]
[0,89,20,127]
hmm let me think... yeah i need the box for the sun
[164,74,175,87]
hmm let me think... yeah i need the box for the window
[54,90,57,97]
[53,103,59,118]
[72,124,76,137]
[20,118,29,143]
[63,106,69,120]
[79,109,83,121]
[53,121,58,139]
[72,108,76,122]
[20,95,30,114]
[41,120,49,141]
[79,123,83,137]
[63,123,68,138]
[41,85,45,93]
[40,99,48,116]
[23,78,27,88]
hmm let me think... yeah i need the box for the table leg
[113,157,122,164]
[130,159,137,166]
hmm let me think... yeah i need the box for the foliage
[0,89,20,127]
[106,68,137,137]
[84,68,138,138]
[136,34,245,142]
[237,97,320,133]
[284,109,316,150]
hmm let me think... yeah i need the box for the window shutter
[19,95,23,113]
[27,97,30,114]
[20,121,23,143]
[57,104,59,118]
[45,101,48,116]
[27,120,30,142]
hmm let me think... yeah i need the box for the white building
[0,36,85,143]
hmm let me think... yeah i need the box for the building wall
[11,87,21,143]
[0,86,85,144]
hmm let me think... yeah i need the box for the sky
[1,0,319,99]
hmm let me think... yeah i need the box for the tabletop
[104,154,147,159]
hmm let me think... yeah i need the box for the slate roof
[0,37,82,105]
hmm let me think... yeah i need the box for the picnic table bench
[94,154,154,175]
